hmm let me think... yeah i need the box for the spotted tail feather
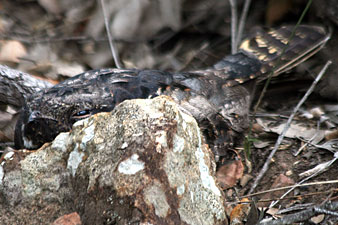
[239,25,330,78]
[188,25,330,87]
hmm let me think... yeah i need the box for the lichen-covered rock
[0,96,227,224]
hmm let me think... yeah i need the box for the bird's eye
[72,110,91,119]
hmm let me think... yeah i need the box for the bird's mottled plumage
[14,25,329,152]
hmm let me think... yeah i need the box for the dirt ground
[1,0,338,224]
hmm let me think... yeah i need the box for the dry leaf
[216,160,244,189]
[158,0,182,30]
[310,214,325,224]
[253,140,271,149]
[0,40,27,63]
[111,0,149,39]
[258,174,295,207]
[266,0,292,25]
[52,212,81,225]
[230,198,251,225]
[38,0,62,15]
[325,129,338,140]
[256,118,325,144]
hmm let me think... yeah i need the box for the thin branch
[229,0,238,54]
[227,189,338,205]
[235,0,252,49]
[0,34,146,44]
[243,179,338,198]
[269,156,337,208]
[260,201,338,225]
[99,0,123,69]
[249,60,332,194]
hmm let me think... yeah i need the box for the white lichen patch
[80,123,95,149]
[195,130,221,197]
[155,131,167,152]
[132,132,143,137]
[0,165,4,185]
[173,134,185,153]
[67,144,84,176]
[144,182,170,218]
[141,104,164,119]
[180,111,195,124]
[177,184,185,195]
[118,154,145,175]
[51,132,70,153]
[120,142,128,149]
[177,110,195,131]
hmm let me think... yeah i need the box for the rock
[0,96,227,224]
[52,212,82,225]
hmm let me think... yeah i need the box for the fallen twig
[99,0,123,69]
[229,0,238,54]
[249,60,332,194]
[260,201,338,225]
[242,180,338,198]
[269,160,337,207]
[235,0,252,49]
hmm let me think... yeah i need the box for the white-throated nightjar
[14,25,330,155]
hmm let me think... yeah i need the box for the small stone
[52,212,82,225]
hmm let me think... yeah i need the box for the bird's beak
[27,111,41,123]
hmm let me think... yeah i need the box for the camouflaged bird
[14,25,330,152]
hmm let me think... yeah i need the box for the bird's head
[14,69,145,149]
